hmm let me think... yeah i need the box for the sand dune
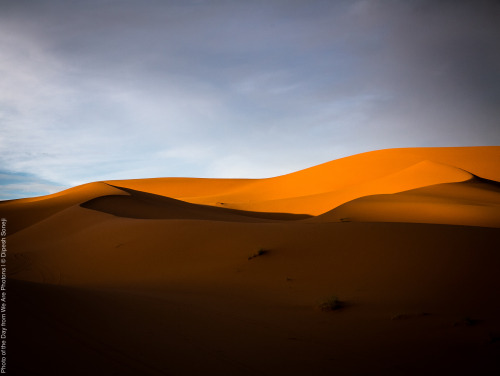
[107,147,500,215]
[313,176,500,227]
[0,182,127,234]
[213,159,475,215]
[4,146,500,375]
[82,186,310,222]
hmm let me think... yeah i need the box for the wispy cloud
[0,170,65,200]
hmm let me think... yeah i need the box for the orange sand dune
[4,146,500,375]
[313,177,500,228]
[108,146,500,215]
[82,186,310,222]
[0,182,127,234]
[215,159,475,215]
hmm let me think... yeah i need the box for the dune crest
[0,182,127,234]
[208,159,475,215]
[106,146,500,216]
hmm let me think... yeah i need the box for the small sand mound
[313,176,500,227]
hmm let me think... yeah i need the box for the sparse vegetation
[248,248,269,260]
[319,296,344,311]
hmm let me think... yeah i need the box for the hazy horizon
[1,0,499,200]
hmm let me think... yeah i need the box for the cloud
[0,170,66,200]
[1,0,499,199]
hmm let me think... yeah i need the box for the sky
[1,0,499,200]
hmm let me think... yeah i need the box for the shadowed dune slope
[107,147,500,215]
[81,186,311,222]
[7,215,500,374]
[0,182,127,234]
[312,176,500,228]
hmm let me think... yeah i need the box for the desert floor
[3,146,500,375]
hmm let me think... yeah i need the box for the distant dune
[3,146,500,375]
[313,176,500,227]
[107,146,500,216]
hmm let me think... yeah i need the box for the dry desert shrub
[319,296,344,311]
[248,248,269,260]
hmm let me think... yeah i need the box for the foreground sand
[3,147,500,375]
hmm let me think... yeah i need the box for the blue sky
[1,0,499,200]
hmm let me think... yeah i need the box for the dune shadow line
[80,185,312,222]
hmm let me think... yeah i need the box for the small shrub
[248,248,269,260]
[319,296,344,311]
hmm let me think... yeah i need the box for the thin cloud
[0,170,65,200]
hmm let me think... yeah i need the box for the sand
[3,146,500,375]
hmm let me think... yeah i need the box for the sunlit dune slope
[2,147,499,234]
[0,182,127,234]
[107,146,500,215]
[312,177,500,228]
